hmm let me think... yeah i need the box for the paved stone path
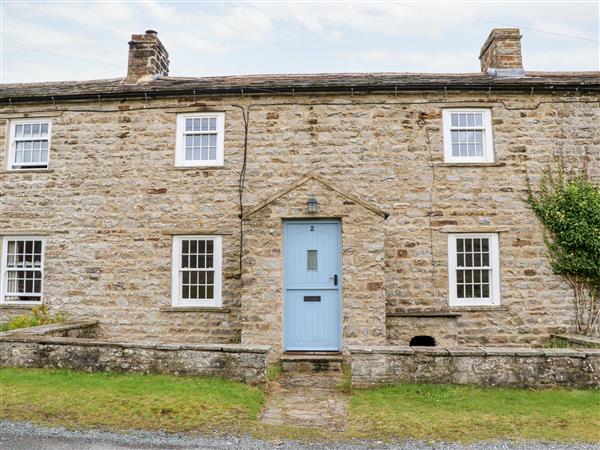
[260,372,349,430]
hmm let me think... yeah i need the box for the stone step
[281,353,344,373]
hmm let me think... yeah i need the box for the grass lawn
[348,384,600,442]
[0,368,264,433]
[1,368,598,443]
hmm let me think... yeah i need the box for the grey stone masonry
[350,346,600,389]
[0,323,270,385]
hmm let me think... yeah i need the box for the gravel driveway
[1,420,598,450]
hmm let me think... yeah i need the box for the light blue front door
[284,221,341,351]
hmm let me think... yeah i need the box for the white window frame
[448,233,501,307]
[442,109,494,163]
[7,118,52,170]
[0,236,46,305]
[175,112,225,167]
[171,235,222,307]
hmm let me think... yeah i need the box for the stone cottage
[1,29,598,360]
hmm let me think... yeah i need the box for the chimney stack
[126,30,169,82]
[479,28,523,76]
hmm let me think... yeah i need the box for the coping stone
[543,348,586,358]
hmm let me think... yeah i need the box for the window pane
[457,239,464,252]
[307,250,318,270]
[465,239,472,252]
[457,284,464,298]
[474,114,483,127]
[451,130,458,144]
[482,253,489,266]
[465,285,473,298]
[482,284,490,297]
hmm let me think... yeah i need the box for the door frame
[282,219,343,352]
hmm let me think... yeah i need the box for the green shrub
[0,305,66,332]
[527,164,600,335]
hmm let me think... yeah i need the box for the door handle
[333,274,338,286]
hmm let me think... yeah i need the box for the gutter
[1,82,599,105]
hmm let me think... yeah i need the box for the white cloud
[1,1,597,82]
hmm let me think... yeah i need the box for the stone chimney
[479,28,524,76]
[126,30,169,82]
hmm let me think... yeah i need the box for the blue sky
[1,1,598,83]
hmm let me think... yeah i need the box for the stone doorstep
[281,353,344,362]
[281,353,344,373]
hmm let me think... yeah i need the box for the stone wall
[350,346,600,389]
[0,323,269,385]
[1,91,599,351]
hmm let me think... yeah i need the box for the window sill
[449,305,508,312]
[160,306,231,313]
[0,303,42,309]
[387,310,461,318]
[435,162,506,168]
[0,169,54,174]
[169,166,228,171]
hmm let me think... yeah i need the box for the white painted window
[171,236,222,307]
[175,113,224,167]
[442,109,494,163]
[1,237,45,304]
[8,119,52,170]
[448,233,500,306]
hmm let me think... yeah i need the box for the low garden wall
[350,346,600,389]
[0,322,270,385]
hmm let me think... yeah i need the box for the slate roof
[1,72,599,103]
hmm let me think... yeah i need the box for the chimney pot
[479,28,523,75]
[126,30,169,82]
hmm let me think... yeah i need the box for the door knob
[332,274,338,286]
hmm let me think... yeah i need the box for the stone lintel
[438,226,512,234]
[160,231,234,236]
